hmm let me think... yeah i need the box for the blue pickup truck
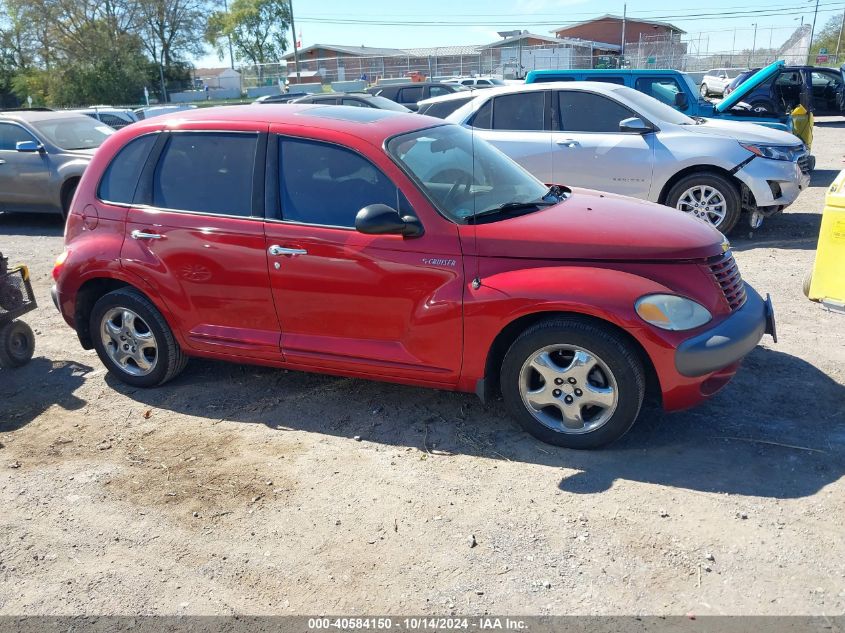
[525,62,797,133]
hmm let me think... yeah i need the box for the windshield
[387,124,551,223]
[32,116,114,150]
[615,86,696,125]
[366,95,411,112]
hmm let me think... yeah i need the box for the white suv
[444,77,507,89]
[700,68,746,97]
[441,82,810,233]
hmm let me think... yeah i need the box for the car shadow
[813,119,845,128]
[0,358,90,432]
[810,168,840,188]
[107,346,844,500]
[731,212,821,251]
[0,212,64,238]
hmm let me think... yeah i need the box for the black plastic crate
[0,265,37,322]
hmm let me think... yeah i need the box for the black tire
[0,320,35,368]
[61,180,78,220]
[749,100,775,113]
[500,317,645,450]
[700,83,709,97]
[665,171,742,234]
[90,287,187,387]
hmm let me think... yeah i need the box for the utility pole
[748,23,757,67]
[288,0,302,84]
[836,6,845,63]
[621,4,627,61]
[807,0,820,64]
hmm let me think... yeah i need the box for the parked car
[134,105,198,120]
[699,68,747,97]
[52,104,776,449]
[417,92,477,118]
[291,92,411,111]
[441,82,811,233]
[525,66,797,135]
[444,77,507,89]
[724,69,756,97]
[365,82,468,111]
[0,109,114,218]
[718,63,845,116]
[252,92,310,104]
[71,106,139,130]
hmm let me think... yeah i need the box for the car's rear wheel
[700,83,709,97]
[500,318,645,449]
[0,320,35,368]
[749,100,775,113]
[666,171,742,233]
[90,288,187,387]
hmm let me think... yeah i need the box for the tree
[137,0,208,69]
[809,13,845,59]
[206,0,290,68]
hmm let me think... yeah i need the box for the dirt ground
[1,119,844,617]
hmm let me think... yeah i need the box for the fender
[460,265,691,390]
[54,157,91,208]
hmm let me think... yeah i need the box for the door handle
[131,230,164,240]
[268,245,307,256]
[556,139,580,148]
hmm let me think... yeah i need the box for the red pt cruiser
[52,105,776,449]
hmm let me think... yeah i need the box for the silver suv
[0,110,113,218]
[439,82,810,233]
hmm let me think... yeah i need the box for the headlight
[739,142,803,162]
[635,294,712,331]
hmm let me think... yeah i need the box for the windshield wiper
[465,199,556,224]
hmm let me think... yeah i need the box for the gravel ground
[1,119,843,616]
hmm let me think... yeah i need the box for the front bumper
[51,284,60,311]
[675,285,775,378]
[735,156,810,209]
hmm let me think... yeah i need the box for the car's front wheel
[500,318,645,449]
[700,83,709,97]
[665,171,742,233]
[90,288,187,387]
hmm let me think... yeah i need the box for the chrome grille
[708,251,746,311]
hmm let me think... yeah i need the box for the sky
[195,0,845,67]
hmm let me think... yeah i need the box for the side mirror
[619,117,653,134]
[355,204,424,238]
[16,140,43,153]
[674,92,689,110]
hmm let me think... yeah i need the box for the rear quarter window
[97,134,158,204]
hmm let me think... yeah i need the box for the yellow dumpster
[807,169,845,313]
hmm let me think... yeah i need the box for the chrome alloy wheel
[518,345,619,434]
[100,307,158,376]
[676,184,728,227]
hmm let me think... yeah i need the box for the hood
[470,189,725,261]
[683,117,801,144]
[715,60,784,113]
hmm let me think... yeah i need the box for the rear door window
[586,76,625,85]
[152,132,258,216]
[490,92,546,131]
[98,134,157,204]
[398,86,424,103]
[429,85,451,98]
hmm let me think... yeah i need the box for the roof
[403,45,481,56]
[284,44,406,60]
[0,109,93,123]
[192,67,241,77]
[552,14,685,35]
[125,104,438,141]
[481,33,561,49]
